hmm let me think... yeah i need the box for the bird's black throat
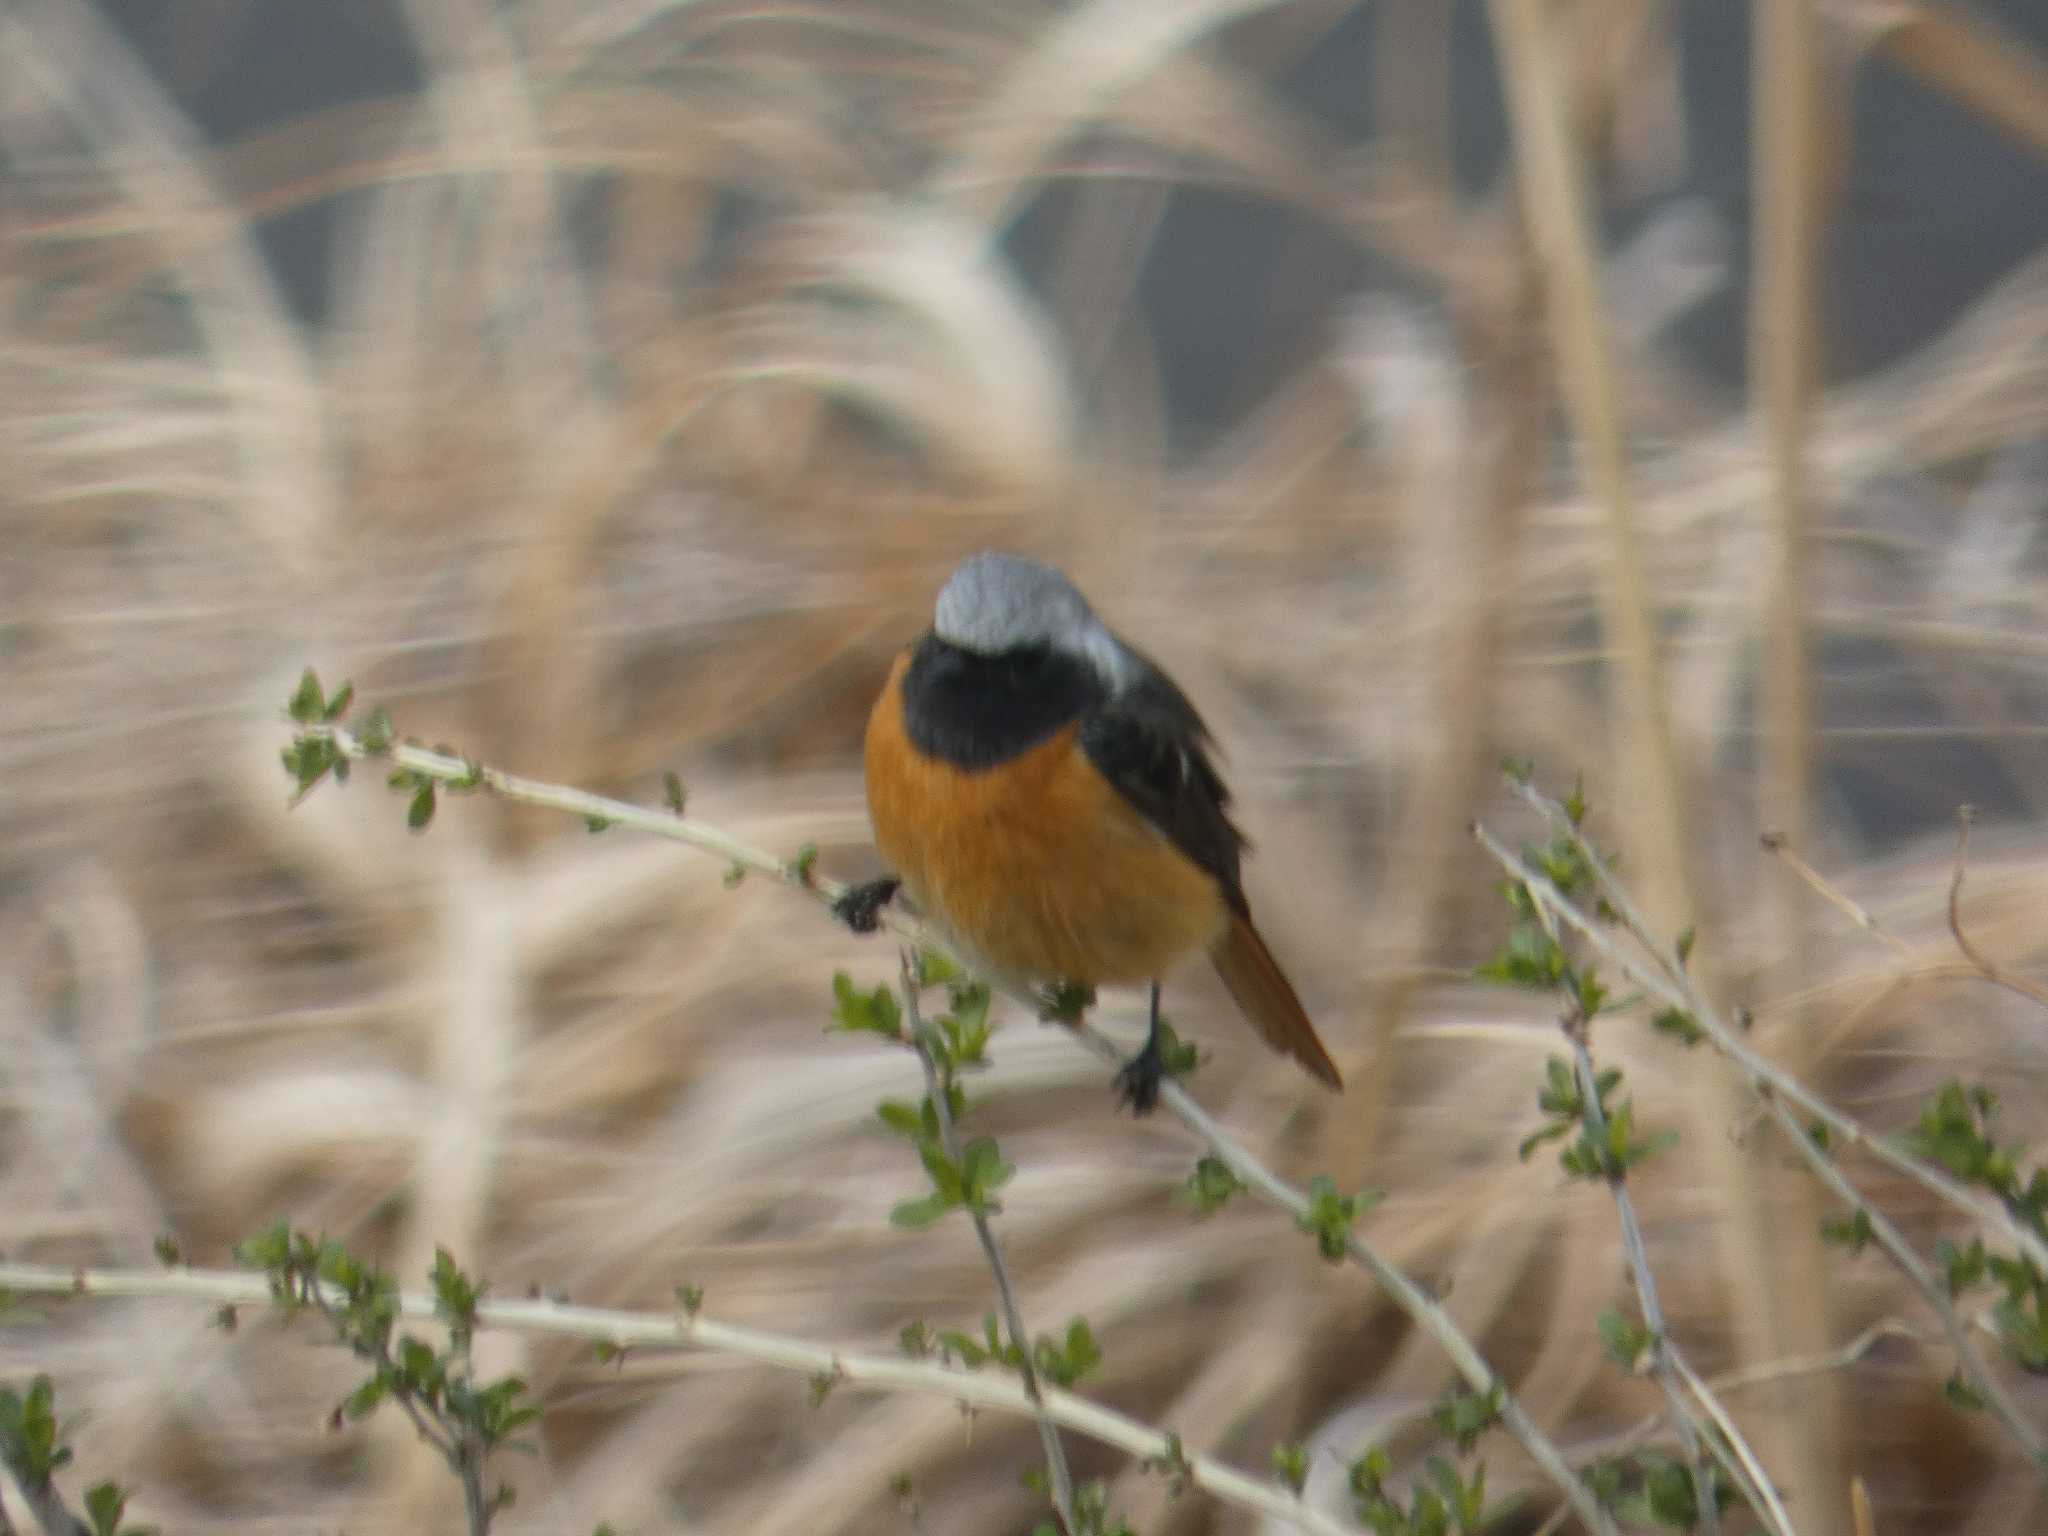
[899,632,1107,770]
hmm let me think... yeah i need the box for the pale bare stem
[292,722,1614,1535]
[0,1263,1354,1536]
[0,1487,16,1536]
[458,1444,488,1536]
[1559,1029,1732,1536]
[1475,797,2048,1461]
[1753,1082,2048,1462]
[896,950,1078,1536]
[1947,805,2048,1012]
[1757,831,1911,957]
[1665,1348,1799,1536]
[298,1279,460,1465]
[1576,1317,1928,1468]
[1528,1320,1923,1536]
[1471,810,2048,1279]
[7,1475,87,1536]
[1071,1033,1625,1536]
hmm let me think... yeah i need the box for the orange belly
[864,652,1227,986]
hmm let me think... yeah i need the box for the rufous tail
[1209,912,1343,1090]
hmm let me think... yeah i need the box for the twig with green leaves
[826,948,1079,1535]
[0,1252,1354,1536]
[1483,787,1768,1536]
[278,671,1622,1536]
[231,1225,541,1534]
[0,1376,154,1536]
[1476,770,2048,1471]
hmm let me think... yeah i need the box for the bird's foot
[831,876,901,934]
[1113,1033,1166,1117]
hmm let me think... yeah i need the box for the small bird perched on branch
[834,551,1342,1112]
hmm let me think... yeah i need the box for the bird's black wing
[1078,648,1249,914]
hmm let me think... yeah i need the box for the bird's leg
[831,876,901,934]
[1113,980,1168,1115]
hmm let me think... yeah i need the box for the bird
[833,550,1342,1113]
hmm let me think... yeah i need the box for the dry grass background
[2,0,2047,1531]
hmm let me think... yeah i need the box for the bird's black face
[899,632,1109,770]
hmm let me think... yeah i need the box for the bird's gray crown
[932,552,1136,688]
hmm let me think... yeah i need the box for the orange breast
[864,650,1227,987]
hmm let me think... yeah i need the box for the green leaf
[939,982,994,1066]
[1034,1317,1101,1388]
[828,973,903,1039]
[1295,1175,1381,1261]
[288,668,326,724]
[1938,1237,1988,1298]
[1819,1207,1875,1253]
[960,1137,1014,1210]
[1643,1455,1696,1528]
[234,1220,292,1272]
[322,681,355,722]
[876,1100,925,1139]
[1945,1370,1985,1411]
[152,1235,181,1268]
[663,771,687,814]
[1431,1384,1503,1453]
[407,784,437,831]
[1597,1309,1655,1372]
[1180,1155,1245,1216]
[1564,775,1588,827]
[84,1481,128,1536]
[1155,1019,1200,1079]
[915,948,960,988]
[429,1247,482,1333]
[676,1284,703,1316]
[359,707,395,754]
[585,815,614,833]
[343,1376,388,1419]
[1475,921,1568,990]
[1649,1007,1704,1047]
[1272,1441,1309,1495]
[889,1194,952,1230]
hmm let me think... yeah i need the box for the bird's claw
[831,876,901,934]
[1114,1037,1166,1116]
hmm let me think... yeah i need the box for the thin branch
[1477,792,2048,1461]
[897,950,1077,1536]
[1557,1027,1735,1536]
[0,1262,1351,1536]
[1759,832,1911,957]
[1752,1071,2047,1463]
[6,1475,86,1536]
[291,721,1620,1534]
[295,1278,460,1466]
[1529,1319,1931,1536]
[1947,806,2048,1011]
[1666,1348,1799,1536]
[1123,1057,1621,1535]
[1472,808,2048,1280]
